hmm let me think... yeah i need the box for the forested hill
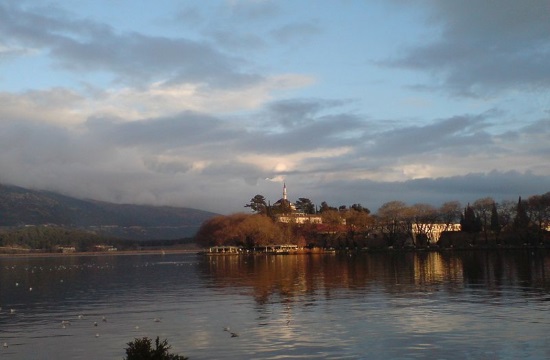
[0,184,217,240]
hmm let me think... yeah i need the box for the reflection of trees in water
[198,254,376,304]
[198,251,550,304]
[458,250,549,292]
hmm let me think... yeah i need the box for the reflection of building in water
[412,223,461,243]
[413,252,464,285]
[273,183,323,224]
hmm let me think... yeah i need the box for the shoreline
[0,248,199,258]
[1,245,548,258]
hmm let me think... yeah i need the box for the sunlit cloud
[0,0,548,214]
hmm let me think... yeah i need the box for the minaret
[283,182,287,201]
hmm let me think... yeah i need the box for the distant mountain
[0,184,218,240]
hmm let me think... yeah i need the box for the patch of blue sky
[240,2,446,119]
[0,53,59,92]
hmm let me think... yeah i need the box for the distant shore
[1,244,548,258]
[0,248,200,258]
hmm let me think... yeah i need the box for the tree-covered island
[196,185,550,251]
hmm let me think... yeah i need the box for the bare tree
[345,209,373,231]
[473,197,495,245]
[195,213,282,248]
[321,209,343,227]
[497,200,516,234]
[439,201,462,231]
[377,201,409,247]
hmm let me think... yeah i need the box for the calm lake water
[0,250,549,359]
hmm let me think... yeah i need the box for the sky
[1,0,549,214]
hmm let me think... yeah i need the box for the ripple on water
[1,252,549,359]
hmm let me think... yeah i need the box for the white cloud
[0,1,548,215]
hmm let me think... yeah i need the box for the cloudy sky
[1,0,549,214]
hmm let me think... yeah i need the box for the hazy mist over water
[1,251,549,359]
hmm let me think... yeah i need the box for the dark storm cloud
[0,2,258,87]
[387,0,550,96]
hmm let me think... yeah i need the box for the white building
[412,223,461,243]
[272,183,322,224]
[271,183,297,212]
[276,214,323,224]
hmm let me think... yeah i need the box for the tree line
[0,226,108,252]
[195,191,550,250]
[0,225,194,253]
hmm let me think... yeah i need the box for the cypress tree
[490,202,501,244]
[513,196,532,245]
[490,202,500,233]
[513,196,529,230]
[461,204,480,233]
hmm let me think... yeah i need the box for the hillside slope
[0,184,217,240]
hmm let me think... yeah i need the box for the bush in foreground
[124,337,188,360]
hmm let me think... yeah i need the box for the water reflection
[198,250,550,304]
[0,251,548,359]
[193,250,550,359]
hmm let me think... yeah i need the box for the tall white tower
[283,182,287,201]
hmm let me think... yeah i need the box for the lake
[0,250,549,359]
